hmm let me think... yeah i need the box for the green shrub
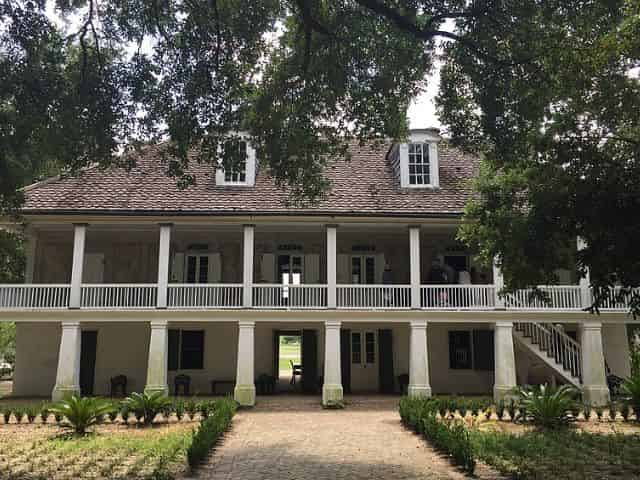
[187,398,237,469]
[49,396,113,435]
[185,400,198,419]
[174,399,186,421]
[12,407,24,424]
[123,392,171,426]
[399,396,475,474]
[621,374,640,421]
[40,405,50,424]
[25,405,38,423]
[515,384,578,429]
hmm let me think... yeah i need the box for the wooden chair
[174,374,191,396]
[110,375,127,397]
[290,360,302,385]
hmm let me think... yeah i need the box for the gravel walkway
[197,395,500,480]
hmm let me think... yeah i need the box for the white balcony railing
[0,284,70,309]
[253,284,327,308]
[505,286,583,310]
[337,285,411,309]
[81,284,157,309]
[420,285,496,309]
[0,283,635,312]
[168,284,243,308]
[598,286,640,310]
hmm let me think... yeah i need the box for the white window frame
[399,130,440,189]
[184,252,214,284]
[215,133,257,187]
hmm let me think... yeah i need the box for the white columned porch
[235,320,256,406]
[322,320,343,405]
[327,225,337,309]
[408,320,431,397]
[409,226,421,309]
[144,320,169,395]
[156,223,172,308]
[242,225,255,308]
[493,321,517,401]
[579,321,610,405]
[52,321,82,400]
[69,224,87,308]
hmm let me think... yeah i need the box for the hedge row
[399,396,476,474]
[187,397,238,469]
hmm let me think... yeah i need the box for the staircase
[513,322,582,387]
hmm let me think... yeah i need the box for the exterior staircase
[513,322,582,387]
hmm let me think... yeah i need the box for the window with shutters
[351,332,362,364]
[448,330,494,370]
[168,329,204,370]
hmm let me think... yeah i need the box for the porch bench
[210,380,235,395]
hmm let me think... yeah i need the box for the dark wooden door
[301,329,318,394]
[378,329,395,393]
[80,330,98,396]
[340,329,351,394]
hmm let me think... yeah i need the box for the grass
[471,429,640,479]
[0,423,193,479]
[278,339,301,376]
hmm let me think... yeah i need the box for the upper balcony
[0,221,631,314]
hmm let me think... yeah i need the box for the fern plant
[49,396,113,435]
[515,384,578,429]
[123,392,171,426]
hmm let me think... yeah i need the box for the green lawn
[471,429,640,479]
[278,338,301,376]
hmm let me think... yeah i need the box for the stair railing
[514,322,582,381]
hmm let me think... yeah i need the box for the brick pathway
[197,395,500,480]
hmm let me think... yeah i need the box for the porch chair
[110,375,127,397]
[290,360,303,385]
[174,374,191,396]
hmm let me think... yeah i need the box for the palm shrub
[49,396,113,435]
[620,374,640,421]
[515,384,578,429]
[123,392,171,426]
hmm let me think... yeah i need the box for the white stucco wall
[602,324,631,378]
[14,323,61,397]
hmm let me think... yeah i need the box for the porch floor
[197,395,502,480]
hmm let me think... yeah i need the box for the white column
[52,322,81,400]
[242,225,255,308]
[408,320,431,396]
[69,224,87,308]
[157,223,172,308]
[493,321,517,401]
[579,321,610,406]
[144,320,169,395]
[322,320,343,405]
[24,229,37,283]
[234,320,256,406]
[327,225,337,308]
[577,237,592,308]
[492,259,505,308]
[409,226,421,309]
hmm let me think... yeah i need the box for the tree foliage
[1,0,639,313]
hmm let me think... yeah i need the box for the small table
[210,380,235,395]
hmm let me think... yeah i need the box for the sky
[407,68,442,130]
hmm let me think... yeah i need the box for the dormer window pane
[408,143,430,185]
[223,141,247,183]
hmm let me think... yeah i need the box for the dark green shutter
[168,329,180,371]
[473,330,495,371]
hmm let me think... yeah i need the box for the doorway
[273,331,302,392]
[79,330,97,396]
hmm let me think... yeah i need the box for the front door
[350,330,379,391]
[79,330,98,396]
[301,329,318,393]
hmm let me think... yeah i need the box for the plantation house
[0,129,632,406]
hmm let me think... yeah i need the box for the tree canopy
[1,0,639,312]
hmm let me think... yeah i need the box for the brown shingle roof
[22,141,478,217]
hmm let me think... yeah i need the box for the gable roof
[22,141,478,218]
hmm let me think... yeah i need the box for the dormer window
[408,143,430,185]
[392,129,440,189]
[215,136,256,187]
